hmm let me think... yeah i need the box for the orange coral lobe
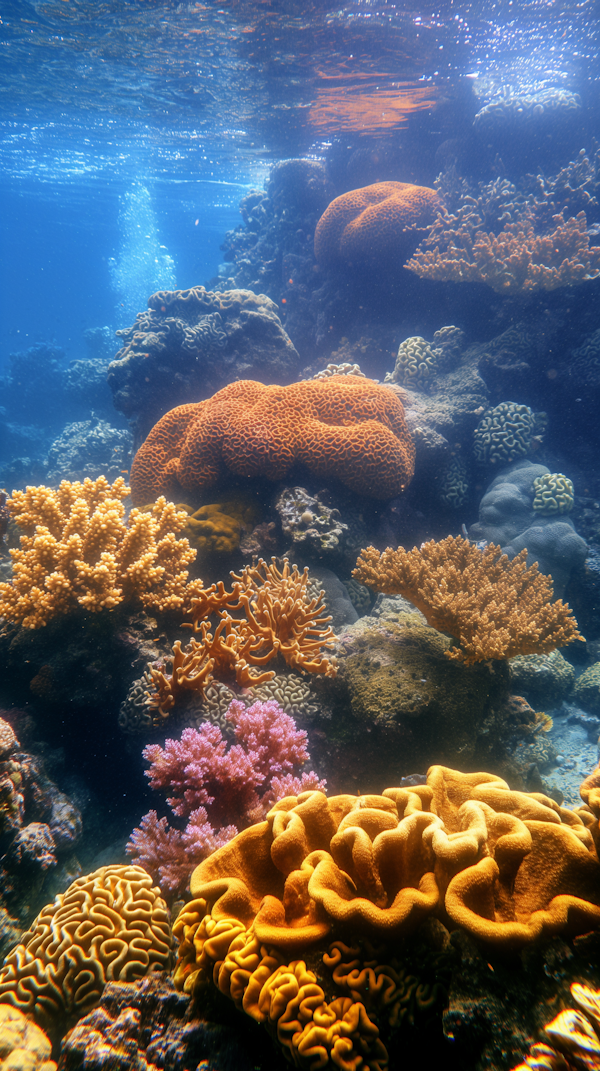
[130,376,414,505]
[314,181,439,268]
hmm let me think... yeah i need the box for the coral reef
[314,181,439,268]
[312,361,366,379]
[473,402,544,466]
[45,419,133,485]
[55,971,283,1071]
[513,979,600,1070]
[173,499,259,556]
[0,1005,56,1070]
[129,375,415,504]
[473,86,581,133]
[144,557,337,714]
[533,473,575,515]
[172,765,600,1069]
[509,651,575,707]
[0,865,172,1030]
[406,206,600,293]
[438,454,469,510]
[0,476,204,628]
[573,663,600,714]
[108,287,299,442]
[275,486,348,556]
[469,460,588,596]
[385,326,464,391]
[353,535,581,664]
[127,698,324,897]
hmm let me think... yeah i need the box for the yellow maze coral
[0,865,171,1030]
[0,476,205,628]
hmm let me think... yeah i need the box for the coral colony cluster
[6,144,600,1071]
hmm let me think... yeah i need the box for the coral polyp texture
[353,535,581,664]
[0,1006,56,1070]
[0,476,205,629]
[313,180,439,268]
[172,765,600,1070]
[145,557,337,715]
[474,401,542,465]
[129,376,415,505]
[0,865,171,1030]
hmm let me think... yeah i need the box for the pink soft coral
[127,698,325,898]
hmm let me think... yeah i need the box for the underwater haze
[4,1,600,1069]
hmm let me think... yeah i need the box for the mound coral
[145,557,337,714]
[173,764,600,1070]
[474,402,542,465]
[353,535,581,664]
[174,499,260,556]
[127,697,325,897]
[129,376,415,505]
[314,181,439,268]
[0,1006,56,1070]
[0,477,205,629]
[0,865,171,1030]
[532,473,575,515]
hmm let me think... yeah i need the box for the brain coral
[172,766,600,1070]
[130,376,415,504]
[314,181,439,268]
[532,472,575,515]
[474,402,541,465]
[0,865,171,1029]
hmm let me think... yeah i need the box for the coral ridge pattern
[130,376,415,504]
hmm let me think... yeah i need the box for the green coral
[473,401,544,465]
[573,662,600,713]
[532,472,575,515]
[385,336,439,389]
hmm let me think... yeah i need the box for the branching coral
[406,206,600,293]
[145,557,337,715]
[0,477,205,628]
[126,698,325,898]
[353,535,581,664]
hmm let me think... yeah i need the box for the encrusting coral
[0,865,171,1030]
[126,697,325,898]
[145,557,338,715]
[172,763,600,1070]
[0,476,205,629]
[129,376,415,504]
[513,980,600,1070]
[0,1005,56,1070]
[353,535,581,664]
[313,180,439,267]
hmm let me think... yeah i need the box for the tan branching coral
[352,535,581,664]
[173,765,600,1070]
[0,865,171,1029]
[406,207,600,293]
[146,558,337,714]
[0,477,205,628]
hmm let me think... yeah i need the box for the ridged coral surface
[0,865,171,1030]
[0,1006,56,1070]
[313,181,439,267]
[173,765,600,1070]
[353,535,581,664]
[0,476,204,628]
[129,377,415,504]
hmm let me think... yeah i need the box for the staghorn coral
[473,402,543,465]
[352,535,581,665]
[172,764,600,1069]
[144,558,337,716]
[0,1005,56,1070]
[533,473,575,515]
[406,206,600,292]
[129,376,415,505]
[0,865,171,1030]
[0,477,205,629]
[313,181,439,268]
[127,698,325,898]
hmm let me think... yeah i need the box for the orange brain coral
[130,376,415,504]
[314,181,440,267]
